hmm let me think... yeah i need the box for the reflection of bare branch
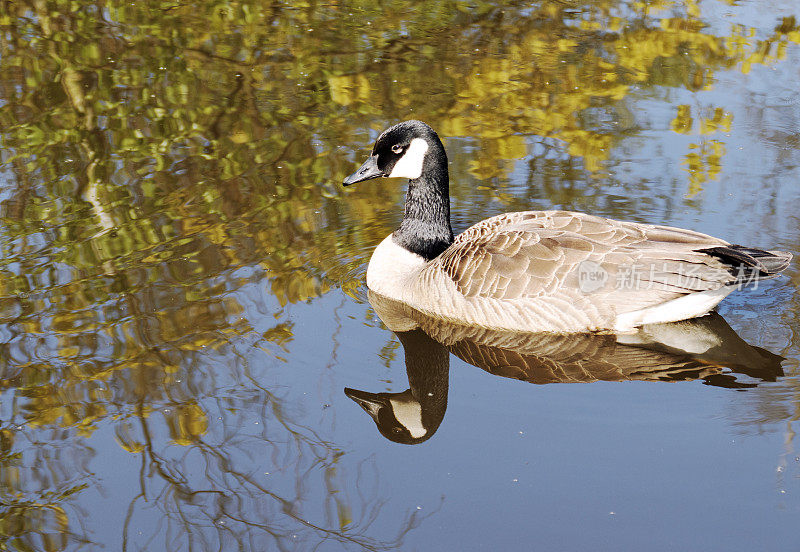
[184,47,260,70]
[121,491,144,552]
[0,425,99,550]
[121,387,421,551]
[210,72,245,142]
[28,0,116,231]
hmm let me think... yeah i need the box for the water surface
[1,1,800,550]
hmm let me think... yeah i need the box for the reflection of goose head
[344,329,449,445]
[344,388,435,445]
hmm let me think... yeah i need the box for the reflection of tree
[0,0,799,548]
[2,352,425,551]
[0,421,97,550]
[0,1,798,315]
[117,395,421,552]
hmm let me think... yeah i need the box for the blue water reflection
[1,0,800,550]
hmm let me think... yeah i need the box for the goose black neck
[392,140,454,261]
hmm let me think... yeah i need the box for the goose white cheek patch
[388,138,429,179]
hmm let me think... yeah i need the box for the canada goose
[343,120,792,332]
[345,294,784,444]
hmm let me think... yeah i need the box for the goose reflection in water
[345,292,784,445]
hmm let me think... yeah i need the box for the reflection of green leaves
[672,105,733,195]
[0,2,797,550]
[0,0,797,440]
[671,105,694,134]
[164,402,209,446]
[263,322,295,351]
[683,139,726,197]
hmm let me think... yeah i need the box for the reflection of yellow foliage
[496,135,527,160]
[686,0,701,19]
[700,107,732,135]
[671,104,693,134]
[24,386,107,438]
[2,0,800,472]
[337,499,353,530]
[562,131,614,173]
[114,423,145,453]
[270,272,329,306]
[0,428,14,454]
[5,0,798,195]
[0,504,69,544]
[1,465,20,489]
[683,140,725,197]
[166,403,209,446]
[328,74,371,106]
[672,104,731,195]
[263,322,294,351]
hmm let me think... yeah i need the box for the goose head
[343,120,454,260]
[342,120,446,185]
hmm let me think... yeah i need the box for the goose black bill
[343,155,383,186]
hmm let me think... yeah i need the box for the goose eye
[391,144,405,154]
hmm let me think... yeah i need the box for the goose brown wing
[425,210,735,313]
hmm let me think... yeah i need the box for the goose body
[344,120,792,333]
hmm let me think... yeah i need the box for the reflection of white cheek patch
[389,397,425,438]
[389,138,429,179]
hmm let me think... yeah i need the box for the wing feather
[427,211,735,315]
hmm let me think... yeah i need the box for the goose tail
[700,245,792,283]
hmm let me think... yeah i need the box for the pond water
[1,1,800,550]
